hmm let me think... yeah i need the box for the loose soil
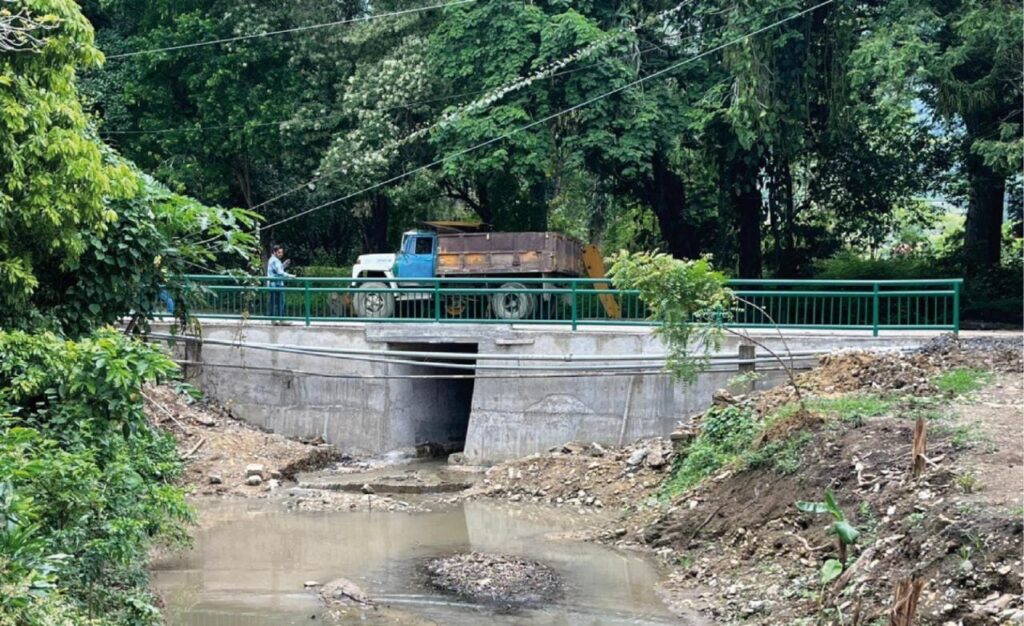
[144,385,340,496]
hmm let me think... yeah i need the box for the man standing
[267,244,293,324]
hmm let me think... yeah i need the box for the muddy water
[152,499,682,625]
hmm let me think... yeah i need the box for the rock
[194,414,216,427]
[304,580,319,588]
[561,442,585,455]
[268,479,280,491]
[712,389,736,407]
[626,448,648,466]
[320,577,372,606]
[509,494,522,502]
[646,449,666,468]
[589,442,607,457]
[269,470,283,480]
[360,483,375,494]
[448,452,466,465]
[207,474,222,485]
[245,464,264,478]
[246,475,262,486]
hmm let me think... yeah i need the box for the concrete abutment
[155,322,937,464]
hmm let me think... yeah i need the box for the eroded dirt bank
[463,336,1024,625]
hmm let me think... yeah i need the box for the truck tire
[491,282,535,320]
[353,282,395,318]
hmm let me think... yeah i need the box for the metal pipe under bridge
[178,275,963,336]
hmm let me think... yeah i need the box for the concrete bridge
[154,321,947,464]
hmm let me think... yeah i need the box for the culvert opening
[386,342,477,457]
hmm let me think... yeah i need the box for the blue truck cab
[394,230,437,280]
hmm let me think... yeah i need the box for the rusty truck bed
[436,232,583,277]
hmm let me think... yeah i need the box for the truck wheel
[353,282,395,318]
[444,295,471,318]
[491,283,535,320]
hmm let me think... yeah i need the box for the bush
[0,329,191,626]
[814,250,1023,326]
[296,265,352,278]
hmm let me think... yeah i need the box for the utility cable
[105,0,479,60]
[100,48,658,137]
[146,332,824,371]
[147,331,824,362]
[243,0,835,236]
[169,359,805,380]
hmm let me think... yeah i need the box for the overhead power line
[250,0,836,234]
[100,50,659,137]
[105,0,478,60]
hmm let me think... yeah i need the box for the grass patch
[808,394,892,423]
[933,368,992,395]
[933,422,988,451]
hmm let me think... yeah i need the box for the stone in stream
[319,577,373,606]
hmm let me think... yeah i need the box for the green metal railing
[174,275,962,335]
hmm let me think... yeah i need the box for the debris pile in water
[424,552,560,606]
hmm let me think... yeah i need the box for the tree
[851,0,1023,271]
[0,0,136,319]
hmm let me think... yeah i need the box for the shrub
[0,329,191,626]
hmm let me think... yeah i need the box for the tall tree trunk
[363,192,390,252]
[963,150,1005,271]
[646,152,699,259]
[729,149,763,278]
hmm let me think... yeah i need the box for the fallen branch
[142,391,191,434]
[685,502,727,545]
[182,437,205,459]
[826,547,877,604]
[786,532,831,552]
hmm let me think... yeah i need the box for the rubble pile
[463,438,675,511]
[917,334,1023,372]
[424,553,560,606]
[145,385,340,496]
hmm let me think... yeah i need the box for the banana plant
[795,490,860,567]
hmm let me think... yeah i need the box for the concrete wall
[157,321,936,464]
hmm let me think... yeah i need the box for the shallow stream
[152,498,683,625]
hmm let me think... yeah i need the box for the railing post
[571,281,578,331]
[952,280,961,337]
[871,282,880,337]
[303,280,311,326]
[434,280,441,322]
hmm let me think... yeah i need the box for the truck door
[395,233,436,280]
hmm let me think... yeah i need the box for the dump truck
[350,222,617,320]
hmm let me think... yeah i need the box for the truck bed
[436,232,582,277]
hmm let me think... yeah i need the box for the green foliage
[0,0,137,317]
[662,405,758,498]
[933,368,992,395]
[796,490,860,564]
[296,265,354,278]
[819,559,843,585]
[808,395,892,424]
[608,251,731,382]
[0,329,191,626]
